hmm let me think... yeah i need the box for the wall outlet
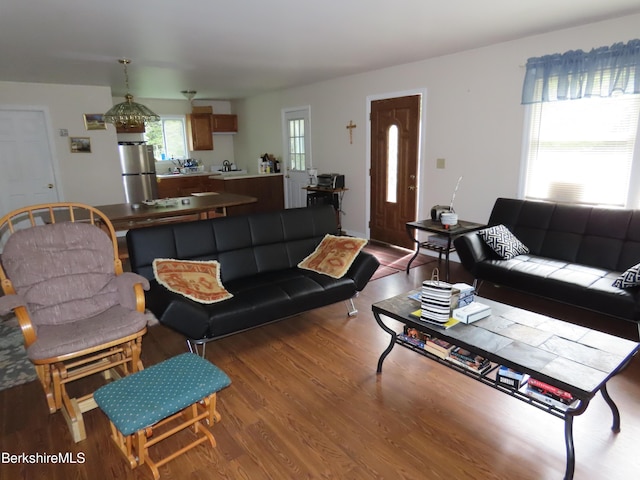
[59,129,68,137]
[436,158,446,169]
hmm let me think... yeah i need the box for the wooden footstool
[94,353,231,479]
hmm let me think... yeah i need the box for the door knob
[408,185,416,191]
[47,184,54,189]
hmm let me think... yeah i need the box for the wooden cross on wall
[346,120,356,144]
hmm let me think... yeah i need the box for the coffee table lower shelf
[372,303,636,480]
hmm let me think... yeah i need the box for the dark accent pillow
[613,263,640,288]
[478,224,529,260]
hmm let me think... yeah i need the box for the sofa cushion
[613,262,640,288]
[478,224,529,259]
[298,234,367,278]
[153,259,232,304]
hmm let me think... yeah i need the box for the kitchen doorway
[0,108,60,221]
[369,94,421,249]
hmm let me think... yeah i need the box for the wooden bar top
[93,192,257,230]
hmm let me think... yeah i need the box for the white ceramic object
[440,212,458,226]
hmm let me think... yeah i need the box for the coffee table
[372,291,639,480]
[405,219,484,281]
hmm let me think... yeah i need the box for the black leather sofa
[126,205,379,348]
[454,198,640,333]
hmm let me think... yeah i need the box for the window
[522,94,640,207]
[520,39,640,208]
[386,125,399,203]
[144,116,188,160]
[284,108,311,172]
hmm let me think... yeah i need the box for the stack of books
[519,377,579,410]
[427,234,450,249]
[451,283,475,308]
[446,347,491,374]
[421,280,459,324]
[424,336,456,359]
[496,366,528,389]
[399,325,456,359]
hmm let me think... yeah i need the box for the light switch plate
[436,158,445,169]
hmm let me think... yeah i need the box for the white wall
[234,14,640,238]
[0,81,125,205]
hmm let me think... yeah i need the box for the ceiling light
[181,90,197,103]
[104,59,159,129]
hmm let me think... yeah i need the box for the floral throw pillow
[153,259,233,304]
[613,263,640,289]
[477,224,529,260]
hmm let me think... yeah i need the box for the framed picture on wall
[70,137,91,153]
[83,113,106,131]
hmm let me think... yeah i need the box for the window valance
[521,39,640,104]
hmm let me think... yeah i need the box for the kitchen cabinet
[186,114,213,150]
[157,175,214,198]
[209,175,284,215]
[211,114,238,133]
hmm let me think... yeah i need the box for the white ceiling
[1,1,639,101]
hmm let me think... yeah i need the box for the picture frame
[83,113,106,131]
[70,137,91,153]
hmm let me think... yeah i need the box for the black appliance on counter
[316,173,345,189]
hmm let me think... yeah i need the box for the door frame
[0,104,64,205]
[365,89,427,240]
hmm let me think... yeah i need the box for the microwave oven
[317,174,345,189]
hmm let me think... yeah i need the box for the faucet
[222,160,231,172]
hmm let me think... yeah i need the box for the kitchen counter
[214,172,283,180]
[156,172,282,180]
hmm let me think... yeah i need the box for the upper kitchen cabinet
[186,113,213,150]
[211,114,238,133]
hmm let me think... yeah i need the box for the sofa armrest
[346,251,380,291]
[453,232,491,277]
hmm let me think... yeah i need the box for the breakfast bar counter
[94,192,257,231]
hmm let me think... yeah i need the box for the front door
[0,108,59,219]
[370,95,420,249]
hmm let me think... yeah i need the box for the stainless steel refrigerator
[118,142,159,203]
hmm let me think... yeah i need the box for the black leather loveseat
[126,205,379,349]
[454,198,640,333]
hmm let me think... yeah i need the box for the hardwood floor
[1,260,639,479]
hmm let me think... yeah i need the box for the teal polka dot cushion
[94,353,231,436]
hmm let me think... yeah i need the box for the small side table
[405,219,484,281]
[303,186,348,232]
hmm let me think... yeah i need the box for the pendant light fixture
[103,59,159,129]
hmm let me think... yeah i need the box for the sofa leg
[187,339,207,358]
[473,279,484,294]
[345,298,358,317]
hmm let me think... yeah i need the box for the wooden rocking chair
[0,202,150,442]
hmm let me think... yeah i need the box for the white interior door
[0,108,59,219]
[282,107,311,208]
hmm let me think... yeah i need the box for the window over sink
[144,115,188,160]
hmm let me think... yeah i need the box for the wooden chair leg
[37,364,57,414]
